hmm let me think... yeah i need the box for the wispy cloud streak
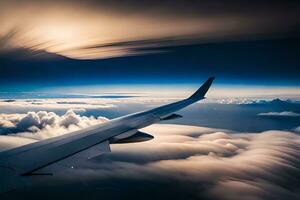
[1,0,299,59]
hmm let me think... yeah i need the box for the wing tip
[188,77,215,100]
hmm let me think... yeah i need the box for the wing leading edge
[0,77,214,176]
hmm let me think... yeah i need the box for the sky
[1,1,300,200]
[0,0,300,90]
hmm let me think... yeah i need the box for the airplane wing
[0,77,214,177]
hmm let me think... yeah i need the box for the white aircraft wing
[0,77,214,178]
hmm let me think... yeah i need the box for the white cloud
[0,110,108,140]
[258,111,300,117]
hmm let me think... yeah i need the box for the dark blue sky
[0,37,299,90]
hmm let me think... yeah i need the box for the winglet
[188,77,215,100]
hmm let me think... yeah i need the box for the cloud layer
[0,111,300,200]
[15,124,297,200]
[0,98,115,112]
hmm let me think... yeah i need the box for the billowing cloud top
[0,110,108,148]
